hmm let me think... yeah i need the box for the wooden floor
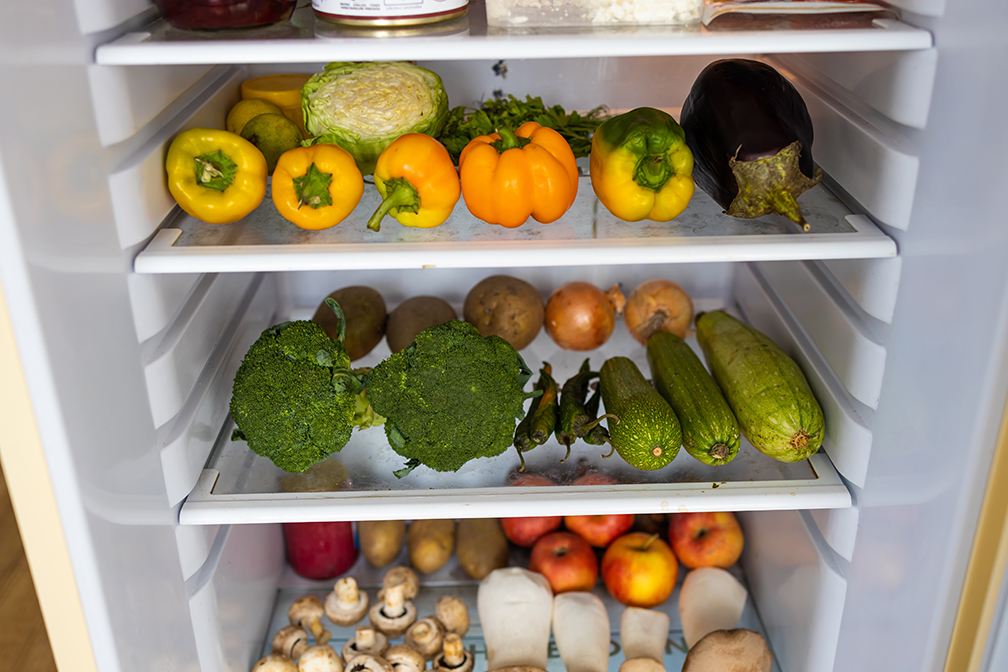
[0,463,58,672]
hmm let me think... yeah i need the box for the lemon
[240,113,305,175]
[226,98,284,135]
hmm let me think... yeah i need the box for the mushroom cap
[326,582,370,627]
[341,627,390,663]
[379,566,420,601]
[254,654,299,672]
[299,645,344,672]
[681,629,773,672]
[386,644,428,672]
[345,654,395,672]
[434,596,469,637]
[369,599,418,639]
[488,668,548,672]
[273,625,311,660]
[404,617,445,660]
[290,595,326,623]
[618,658,666,672]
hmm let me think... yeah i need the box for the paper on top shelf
[702,0,891,26]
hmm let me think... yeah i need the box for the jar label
[313,0,467,18]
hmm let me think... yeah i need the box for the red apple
[601,532,678,607]
[283,521,358,580]
[668,511,744,569]
[529,531,599,593]
[564,514,634,548]
[569,472,618,486]
[501,473,563,547]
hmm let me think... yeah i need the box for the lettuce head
[302,61,449,175]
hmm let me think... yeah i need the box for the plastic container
[154,0,297,30]
[241,74,311,137]
[313,0,468,27]
[485,0,702,27]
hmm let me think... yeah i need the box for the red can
[284,521,358,580]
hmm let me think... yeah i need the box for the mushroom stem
[442,634,465,668]
[381,582,407,618]
[357,626,376,648]
[336,578,361,607]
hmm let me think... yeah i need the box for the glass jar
[155,0,297,30]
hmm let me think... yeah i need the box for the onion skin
[545,282,616,351]
[624,279,693,345]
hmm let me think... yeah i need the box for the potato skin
[407,519,456,574]
[359,520,406,568]
[386,296,457,354]
[464,276,544,351]
[312,286,387,361]
[456,518,509,580]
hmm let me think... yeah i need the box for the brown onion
[624,279,693,344]
[545,282,623,351]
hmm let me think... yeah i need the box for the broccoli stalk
[229,299,383,473]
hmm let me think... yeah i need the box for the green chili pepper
[556,360,596,461]
[530,364,558,446]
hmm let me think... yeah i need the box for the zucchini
[599,357,681,470]
[646,332,741,466]
[695,310,824,462]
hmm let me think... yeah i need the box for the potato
[407,519,456,574]
[681,629,772,672]
[359,520,406,568]
[385,296,457,354]
[463,275,544,350]
[312,286,387,361]
[456,518,509,580]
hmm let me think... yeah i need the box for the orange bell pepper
[271,144,364,230]
[458,121,579,228]
[368,133,461,232]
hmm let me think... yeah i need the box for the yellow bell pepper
[589,107,695,222]
[272,144,364,231]
[165,128,267,224]
[367,134,460,232]
[458,121,578,228]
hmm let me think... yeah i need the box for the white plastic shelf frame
[96,1,931,65]
[136,177,894,274]
[179,325,851,526]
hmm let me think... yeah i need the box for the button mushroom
[620,607,670,662]
[369,581,418,638]
[477,568,553,671]
[290,595,332,645]
[552,592,610,672]
[434,596,469,637]
[378,566,420,602]
[253,654,299,672]
[386,644,427,672]
[299,645,344,672]
[619,659,666,672]
[681,629,772,672]
[326,577,370,627]
[345,654,395,672]
[341,625,390,664]
[433,634,472,672]
[273,625,311,660]
[405,616,444,660]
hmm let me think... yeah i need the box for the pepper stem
[491,127,532,153]
[632,153,674,193]
[194,150,237,192]
[367,177,421,232]
[293,163,334,210]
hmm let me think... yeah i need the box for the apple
[563,474,634,547]
[529,531,599,593]
[667,511,744,569]
[501,473,563,547]
[283,521,358,580]
[601,532,678,608]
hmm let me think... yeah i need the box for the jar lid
[241,74,311,109]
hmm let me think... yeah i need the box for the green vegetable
[646,332,740,466]
[302,61,450,175]
[599,356,682,471]
[555,360,596,459]
[366,320,536,476]
[530,364,559,446]
[695,310,824,462]
[229,299,383,473]
[438,94,608,164]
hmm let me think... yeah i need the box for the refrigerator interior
[5,1,1008,672]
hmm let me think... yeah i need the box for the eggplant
[680,59,822,231]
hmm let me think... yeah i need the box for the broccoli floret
[230,300,379,473]
[365,320,534,476]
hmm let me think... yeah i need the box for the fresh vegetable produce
[599,357,682,470]
[302,61,450,175]
[226,98,285,135]
[618,659,664,672]
[678,567,748,648]
[477,568,554,671]
[514,364,556,469]
[601,532,679,608]
[241,112,304,174]
[500,473,563,546]
[407,519,456,574]
[298,646,342,672]
[529,531,599,594]
[589,106,695,222]
[668,512,744,569]
[341,626,389,662]
[456,518,509,580]
[312,286,387,362]
[647,332,740,466]
[435,595,470,636]
[544,282,624,351]
[165,127,267,224]
[325,577,369,626]
[358,520,406,568]
[463,275,545,350]
[620,607,671,662]
[288,595,330,645]
[405,617,444,660]
[624,279,693,344]
[272,144,364,230]
[680,59,823,230]
[229,299,383,472]
[439,94,608,164]
[458,121,579,228]
[368,133,461,232]
[552,592,611,672]
[435,635,474,672]
[555,360,613,460]
[365,320,535,476]
[369,581,418,638]
[695,310,824,462]
[385,296,457,354]
[682,629,773,672]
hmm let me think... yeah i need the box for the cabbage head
[302,61,449,175]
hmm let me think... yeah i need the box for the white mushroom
[477,568,552,671]
[405,617,444,660]
[369,581,418,638]
[290,595,332,645]
[341,625,390,664]
[299,645,344,672]
[434,596,469,637]
[326,577,370,627]
[378,566,420,602]
[618,659,666,672]
[254,654,299,672]
[433,634,473,672]
[345,654,395,672]
[552,592,610,672]
[678,568,748,649]
[273,625,311,660]
[620,607,670,662]
[681,629,773,672]
[386,644,428,672]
